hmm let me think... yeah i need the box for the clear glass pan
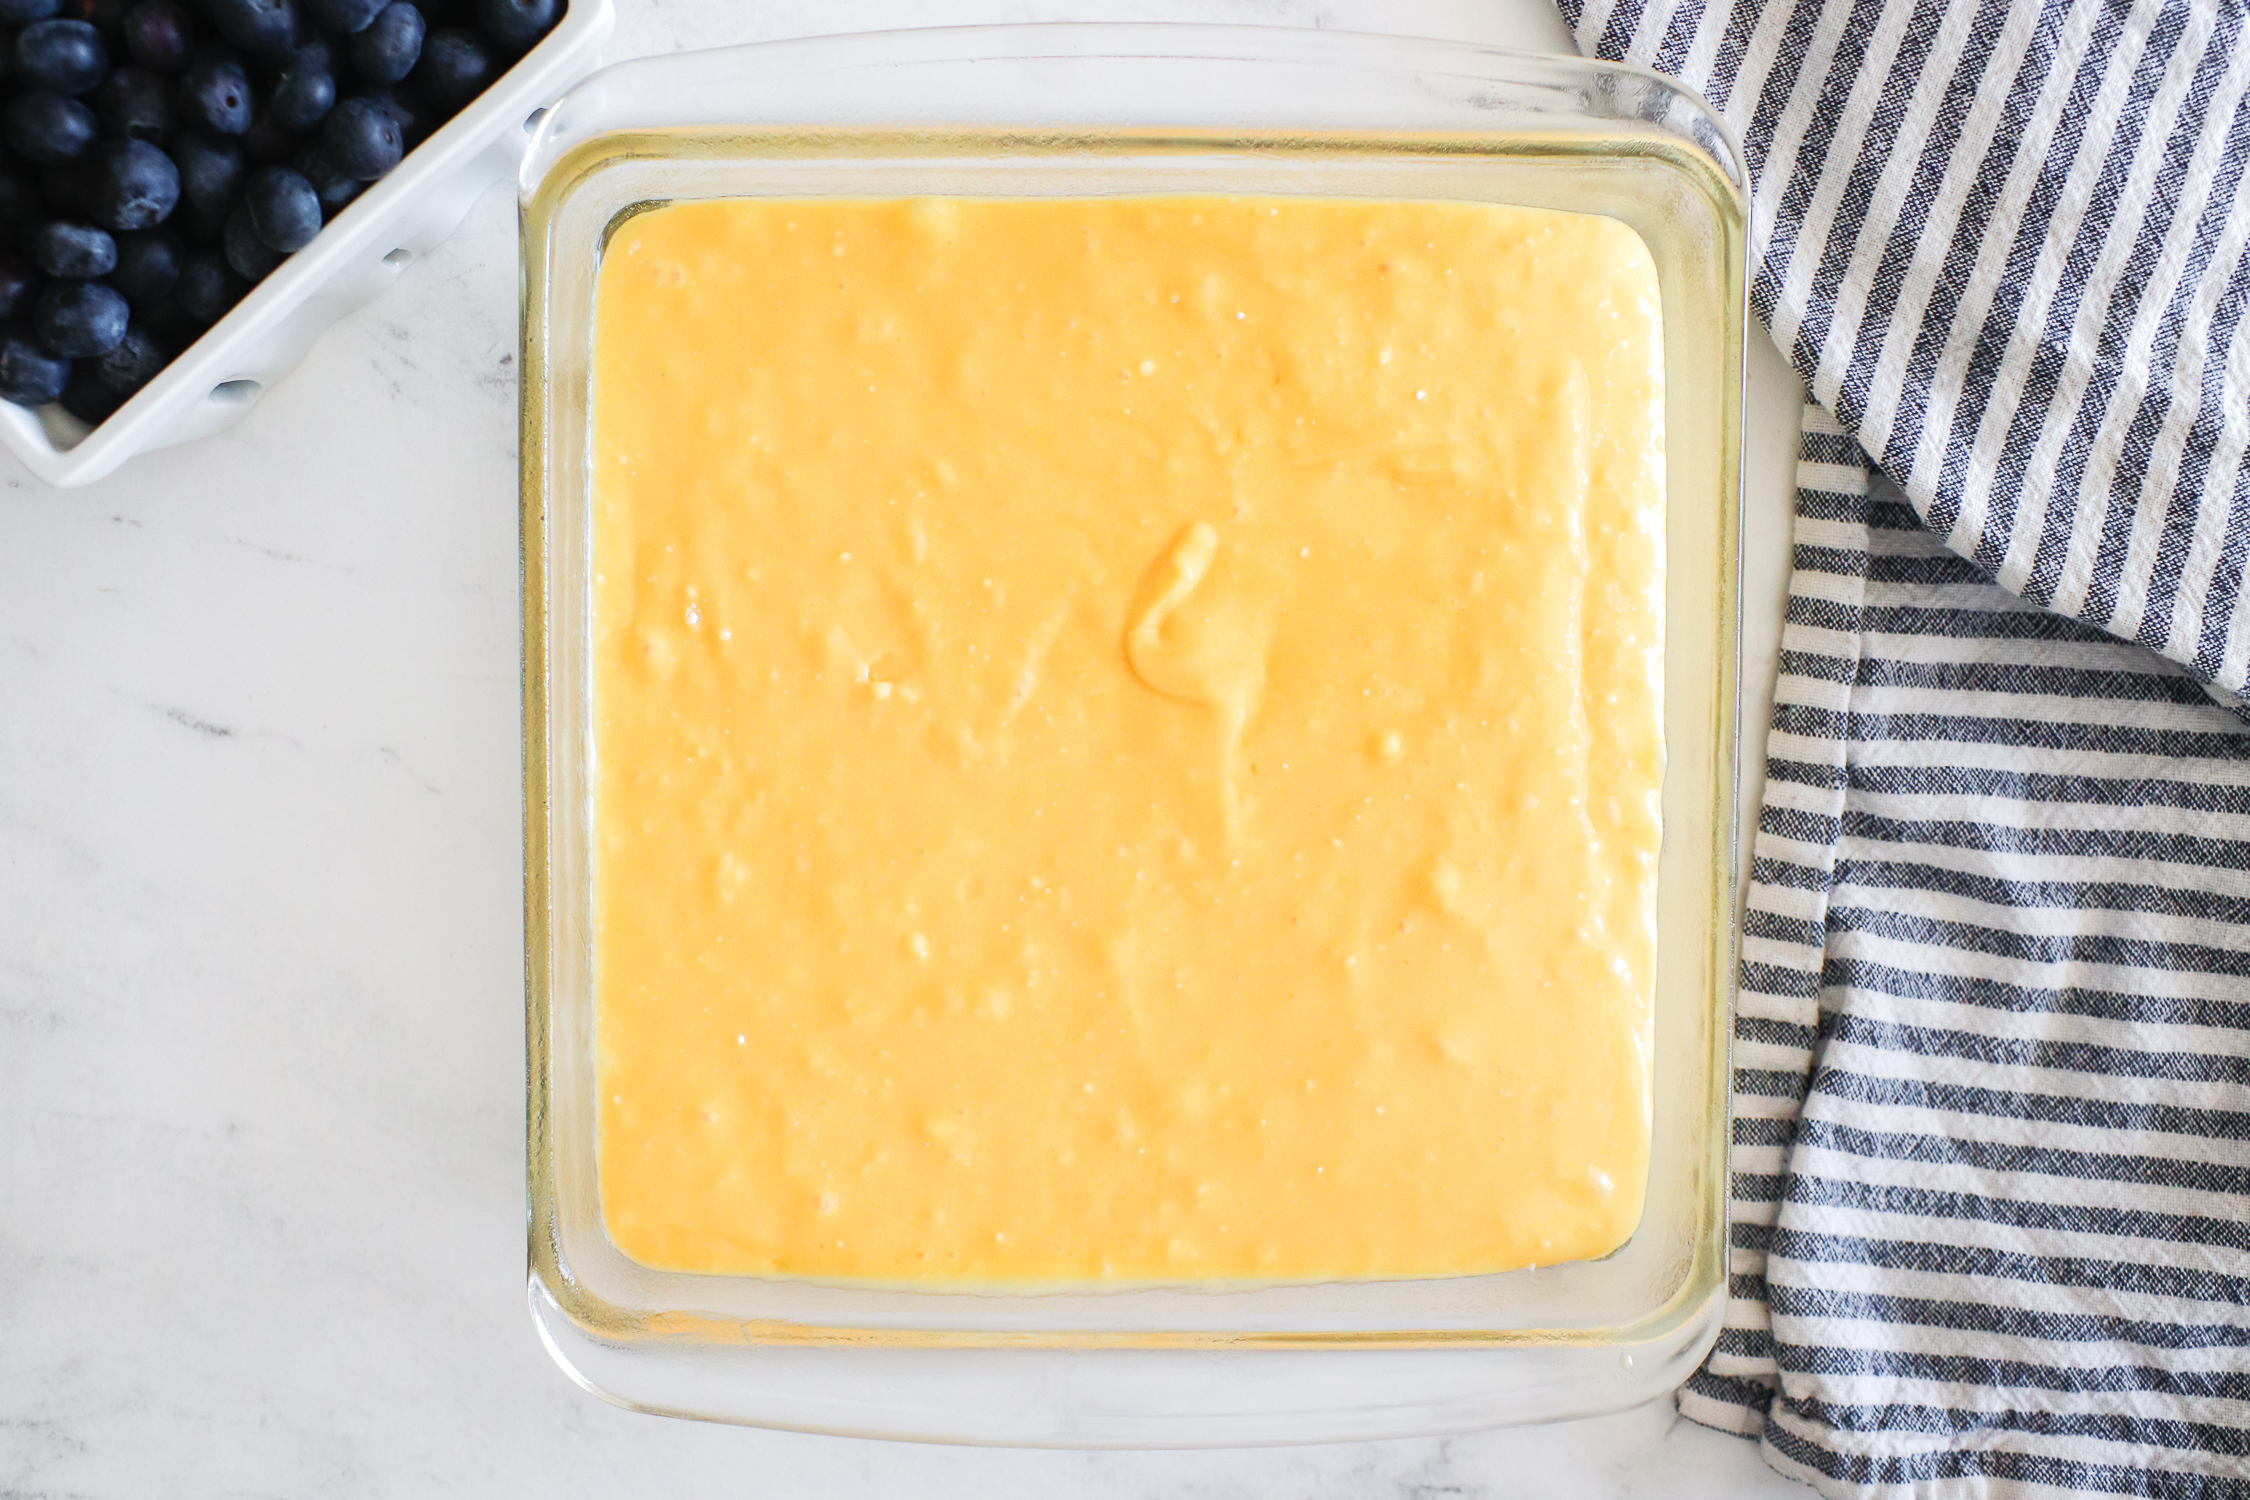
[520,22,1746,1444]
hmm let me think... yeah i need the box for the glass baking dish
[520,23,1746,1445]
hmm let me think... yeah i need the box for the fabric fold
[1561,0,2250,697]
[1681,414,2250,1495]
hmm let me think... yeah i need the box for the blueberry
[303,0,382,32]
[96,64,173,142]
[27,218,114,276]
[171,130,245,210]
[408,25,483,110]
[268,53,333,129]
[241,112,300,163]
[4,91,98,164]
[122,0,193,72]
[474,0,552,52]
[92,319,165,392]
[221,203,279,278]
[362,82,431,146]
[242,164,317,251]
[109,224,180,300]
[173,246,240,321]
[0,326,71,404]
[0,0,65,22]
[318,94,398,178]
[16,19,108,94]
[313,172,361,212]
[293,144,361,210]
[346,1,420,83]
[60,358,123,422]
[204,0,298,60]
[178,53,253,134]
[33,278,128,355]
[0,254,38,320]
[82,139,180,230]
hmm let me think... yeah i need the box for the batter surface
[591,196,1665,1281]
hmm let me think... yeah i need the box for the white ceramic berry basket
[0,0,612,489]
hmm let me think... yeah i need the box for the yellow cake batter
[590,196,1665,1282]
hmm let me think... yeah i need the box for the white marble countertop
[1,0,1812,1492]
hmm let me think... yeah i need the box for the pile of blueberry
[0,0,564,423]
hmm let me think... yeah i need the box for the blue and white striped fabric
[1564,0,2250,699]
[1688,413,2250,1494]
[1551,0,2250,1488]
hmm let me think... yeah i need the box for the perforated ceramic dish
[0,0,613,489]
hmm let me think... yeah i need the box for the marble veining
[0,0,1808,1493]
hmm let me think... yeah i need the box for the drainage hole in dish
[523,107,547,133]
[209,379,263,404]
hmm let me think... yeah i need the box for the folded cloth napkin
[1554,0,2250,1491]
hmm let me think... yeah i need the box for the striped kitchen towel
[1564,0,2250,698]
[1551,0,2250,1488]
[1684,409,2250,1494]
